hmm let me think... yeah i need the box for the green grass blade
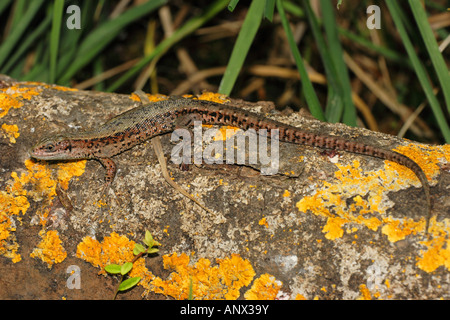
[218,0,264,96]
[0,0,13,16]
[386,1,450,142]
[228,0,240,12]
[0,0,45,70]
[107,0,229,92]
[409,0,450,113]
[276,0,324,121]
[264,0,276,21]
[59,0,167,85]
[338,28,412,68]
[320,0,356,126]
[2,15,51,74]
[50,0,64,83]
[302,0,343,123]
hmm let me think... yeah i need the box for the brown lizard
[29,96,432,231]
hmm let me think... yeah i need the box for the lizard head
[29,134,74,160]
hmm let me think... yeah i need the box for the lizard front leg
[97,157,117,191]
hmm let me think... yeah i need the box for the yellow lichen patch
[56,160,87,190]
[0,161,37,262]
[391,144,441,183]
[25,158,85,224]
[322,216,348,240]
[76,232,154,282]
[244,273,282,300]
[1,124,20,143]
[76,232,135,272]
[0,91,23,118]
[0,85,41,118]
[357,284,372,300]
[30,229,67,268]
[295,142,447,240]
[416,222,450,273]
[51,85,78,92]
[24,159,58,199]
[129,92,168,102]
[0,208,22,263]
[381,217,424,242]
[0,157,87,261]
[195,92,229,104]
[150,253,255,300]
[212,126,241,142]
[259,217,268,228]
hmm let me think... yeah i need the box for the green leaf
[118,277,141,291]
[133,243,146,255]
[147,247,159,254]
[153,240,161,247]
[104,264,122,274]
[121,262,133,275]
[143,230,154,247]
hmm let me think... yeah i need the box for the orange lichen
[30,229,67,268]
[296,144,446,242]
[195,92,229,104]
[259,217,268,228]
[416,225,450,273]
[77,237,258,300]
[244,273,282,300]
[0,86,41,118]
[151,253,255,300]
[51,85,78,92]
[56,161,87,190]
[392,144,440,182]
[322,216,348,240]
[0,92,22,118]
[1,124,20,143]
[129,92,168,103]
[76,232,153,283]
[77,232,135,272]
[0,157,87,261]
[381,217,424,242]
[358,284,372,300]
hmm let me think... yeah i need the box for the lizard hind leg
[95,157,123,207]
[134,90,213,214]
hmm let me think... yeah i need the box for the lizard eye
[44,143,55,151]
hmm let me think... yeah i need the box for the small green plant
[105,230,160,299]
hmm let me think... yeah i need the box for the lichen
[151,253,256,300]
[30,229,67,268]
[296,145,445,242]
[244,273,282,300]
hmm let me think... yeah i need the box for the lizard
[29,96,432,232]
